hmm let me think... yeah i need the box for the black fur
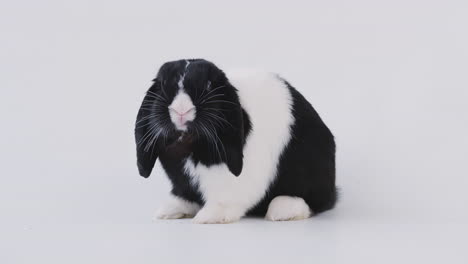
[135,59,336,216]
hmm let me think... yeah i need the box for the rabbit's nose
[168,90,196,131]
[169,107,195,116]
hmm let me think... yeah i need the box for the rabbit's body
[135,59,336,223]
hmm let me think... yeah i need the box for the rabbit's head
[135,59,247,178]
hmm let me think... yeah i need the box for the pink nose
[172,108,192,116]
[176,112,186,123]
[169,107,194,124]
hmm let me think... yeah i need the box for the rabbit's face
[136,59,246,177]
[144,59,237,142]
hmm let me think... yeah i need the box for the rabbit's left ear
[135,92,158,178]
[224,105,246,176]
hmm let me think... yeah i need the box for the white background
[1,0,467,263]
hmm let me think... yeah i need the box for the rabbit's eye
[206,81,212,91]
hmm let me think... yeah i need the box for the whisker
[135,114,159,125]
[145,119,172,152]
[198,94,225,105]
[203,112,234,128]
[196,85,225,104]
[201,118,226,161]
[202,107,229,112]
[138,115,171,151]
[138,121,161,147]
[198,121,222,161]
[139,107,168,112]
[203,100,238,106]
[201,113,226,128]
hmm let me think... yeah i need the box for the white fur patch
[177,60,191,89]
[154,194,201,220]
[168,90,196,131]
[265,196,312,221]
[185,70,294,223]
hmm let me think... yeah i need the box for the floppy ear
[224,105,246,176]
[135,92,158,178]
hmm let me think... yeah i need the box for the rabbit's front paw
[153,195,200,220]
[193,204,243,224]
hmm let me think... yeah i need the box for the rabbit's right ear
[135,92,158,178]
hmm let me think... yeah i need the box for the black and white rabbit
[135,59,337,223]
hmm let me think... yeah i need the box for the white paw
[154,195,201,220]
[265,196,312,221]
[155,210,187,220]
[193,205,243,224]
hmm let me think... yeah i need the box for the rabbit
[135,59,337,224]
